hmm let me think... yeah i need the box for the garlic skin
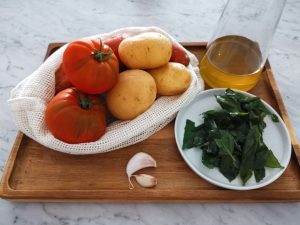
[126,152,157,189]
[133,174,157,188]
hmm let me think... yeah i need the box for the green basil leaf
[202,151,219,169]
[239,126,261,185]
[219,155,239,182]
[265,150,284,168]
[242,97,279,123]
[271,114,279,122]
[254,168,265,182]
[253,145,269,182]
[182,119,196,149]
[215,130,235,163]
[216,95,241,113]
[254,145,269,169]
[203,110,232,128]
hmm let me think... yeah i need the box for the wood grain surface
[0,43,299,202]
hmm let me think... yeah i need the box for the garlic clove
[133,174,157,188]
[126,152,156,189]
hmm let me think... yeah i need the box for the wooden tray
[1,43,299,202]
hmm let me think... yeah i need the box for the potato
[118,32,172,69]
[106,69,157,120]
[148,62,192,96]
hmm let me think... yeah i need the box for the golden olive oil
[200,35,263,91]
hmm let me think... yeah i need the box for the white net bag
[8,26,204,155]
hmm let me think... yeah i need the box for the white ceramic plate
[175,88,291,190]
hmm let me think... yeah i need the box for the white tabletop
[1,0,300,224]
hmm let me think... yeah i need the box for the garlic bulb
[133,174,157,188]
[126,152,157,189]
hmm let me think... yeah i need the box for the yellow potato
[106,69,157,120]
[148,62,192,96]
[118,32,172,69]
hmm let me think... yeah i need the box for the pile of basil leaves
[183,89,283,185]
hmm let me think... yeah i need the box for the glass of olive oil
[200,0,286,91]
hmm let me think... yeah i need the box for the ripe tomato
[45,88,107,144]
[63,39,119,94]
[170,43,190,66]
[103,35,124,62]
[55,64,72,94]
[104,35,128,72]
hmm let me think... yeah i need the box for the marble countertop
[1,0,300,224]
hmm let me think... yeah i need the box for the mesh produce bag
[8,27,204,155]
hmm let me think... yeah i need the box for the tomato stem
[92,39,111,62]
[78,94,93,110]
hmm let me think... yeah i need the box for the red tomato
[45,88,107,144]
[55,64,73,94]
[104,35,128,71]
[63,39,119,94]
[103,35,124,62]
[170,43,190,66]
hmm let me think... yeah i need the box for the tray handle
[266,62,300,166]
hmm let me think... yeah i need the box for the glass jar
[200,0,286,91]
